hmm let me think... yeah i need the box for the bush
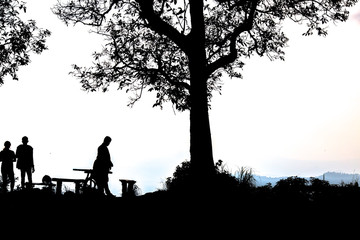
[163,160,256,195]
[163,160,192,192]
[273,176,309,201]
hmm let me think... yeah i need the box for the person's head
[4,141,11,149]
[22,136,29,145]
[103,136,112,146]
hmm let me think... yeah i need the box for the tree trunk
[188,0,215,180]
[189,69,215,179]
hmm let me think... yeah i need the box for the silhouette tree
[0,0,51,84]
[53,0,357,179]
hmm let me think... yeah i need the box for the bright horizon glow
[0,1,360,195]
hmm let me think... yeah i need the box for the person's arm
[15,146,20,168]
[15,146,19,159]
[31,147,35,172]
[12,151,16,162]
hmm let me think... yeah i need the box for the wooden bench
[32,182,56,188]
[51,178,85,195]
[32,175,55,190]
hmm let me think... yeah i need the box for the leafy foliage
[53,0,357,110]
[273,176,309,201]
[163,160,192,191]
[0,0,51,84]
[163,160,256,193]
[163,163,360,205]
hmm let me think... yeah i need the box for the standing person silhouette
[16,136,34,189]
[93,136,114,197]
[0,141,16,192]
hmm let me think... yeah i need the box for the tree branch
[136,0,189,53]
[53,0,120,27]
[206,0,259,76]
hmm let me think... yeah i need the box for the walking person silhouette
[0,141,16,192]
[92,136,114,197]
[16,136,34,189]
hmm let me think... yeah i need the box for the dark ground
[1,188,359,238]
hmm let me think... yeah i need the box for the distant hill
[255,172,360,186]
[254,175,284,186]
[320,172,360,185]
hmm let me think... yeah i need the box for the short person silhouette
[92,136,114,197]
[16,136,34,189]
[0,141,16,192]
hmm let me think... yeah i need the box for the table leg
[120,180,128,196]
[75,181,81,194]
[56,180,62,195]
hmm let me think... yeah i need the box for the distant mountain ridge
[255,172,360,186]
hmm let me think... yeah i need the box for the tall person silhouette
[16,136,34,189]
[93,136,114,197]
[0,141,16,192]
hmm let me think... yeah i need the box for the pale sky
[0,1,360,195]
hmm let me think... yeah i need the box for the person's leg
[9,172,14,192]
[2,170,8,192]
[21,169,25,188]
[97,182,105,195]
[104,182,113,196]
[26,168,33,188]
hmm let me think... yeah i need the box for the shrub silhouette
[164,160,255,195]
[164,160,192,192]
[308,177,331,202]
[273,176,309,202]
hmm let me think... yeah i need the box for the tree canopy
[53,0,357,110]
[0,0,51,84]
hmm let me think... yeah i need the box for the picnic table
[73,168,93,175]
[73,168,112,176]
[51,169,93,195]
[51,178,85,195]
[51,168,136,196]
[51,168,113,195]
